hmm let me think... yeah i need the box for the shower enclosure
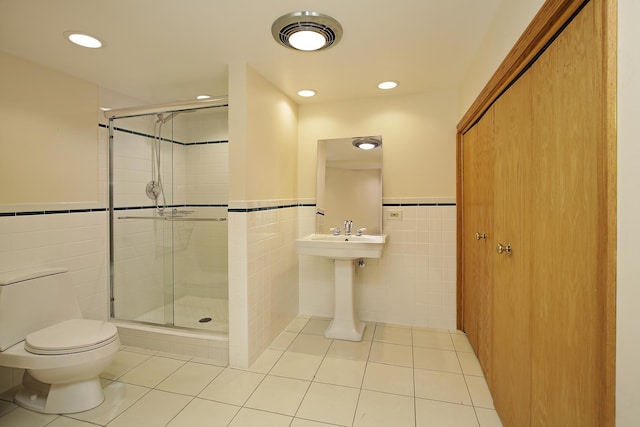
[107,99,229,334]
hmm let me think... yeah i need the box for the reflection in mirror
[316,136,383,235]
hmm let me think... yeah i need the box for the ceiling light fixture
[196,95,212,100]
[272,11,343,51]
[64,32,103,49]
[352,136,382,150]
[378,81,398,90]
[298,89,316,97]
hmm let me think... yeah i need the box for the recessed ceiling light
[378,81,398,90]
[64,32,103,49]
[196,95,212,100]
[298,89,317,97]
[353,136,382,150]
[272,11,343,51]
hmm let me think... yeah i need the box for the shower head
[156,112,177,124]
[156,109,197,124]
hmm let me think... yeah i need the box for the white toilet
[0,268,119,414]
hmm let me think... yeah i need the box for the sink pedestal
[324,259,365,341]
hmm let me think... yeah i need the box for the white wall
[228,63,299,368]
[299,90,458,199]
[458,0,545,115]
[297,90,459,328]
[0,58,108,393]
[0,51,99,206]
[616,0,640,424]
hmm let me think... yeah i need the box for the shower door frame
[106,97,229,325]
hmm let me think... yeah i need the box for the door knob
[475,232,487,240]
[496,242,512,256]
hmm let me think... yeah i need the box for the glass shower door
[110,112,176,326]
[109,105,229,333]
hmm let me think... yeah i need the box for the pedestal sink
[296,234,387,341]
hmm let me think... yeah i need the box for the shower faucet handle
[329,227,341,236]
[356,228,366,236]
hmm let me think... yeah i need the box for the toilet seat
[25,319,118,355]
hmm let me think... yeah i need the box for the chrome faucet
[344,219,353,236]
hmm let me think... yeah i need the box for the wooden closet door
[475,110,494,379]
[462,125,481,352]
[491,70,533,427]
[529,2,606,425]
[462,110,494,379]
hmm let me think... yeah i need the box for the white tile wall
[0,210,110,393]
[229,201,300,368]
[298,200,457,330]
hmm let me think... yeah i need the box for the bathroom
[0,0,639,426]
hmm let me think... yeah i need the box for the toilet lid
[25,319,118,355]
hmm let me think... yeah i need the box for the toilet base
[14,371,104,414]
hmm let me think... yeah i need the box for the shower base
[135,295,229,333]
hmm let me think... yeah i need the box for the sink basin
[296,233,387,341]
[296,233,387,260]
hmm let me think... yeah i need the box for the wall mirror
[316,136,383,234]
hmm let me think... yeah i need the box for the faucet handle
[356,227,367,236]
[329,227,341,236]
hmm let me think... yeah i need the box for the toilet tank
[0,268,82,351]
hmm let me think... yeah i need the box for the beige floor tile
[288,333,332,356]
[245,376,309,416]
[466,376,495,409]
[412,329,455,350]
[286,316,311,333]
[0,406,57,427]
[228,408,292,427]
[301,318,331,335]
[373,325,412,346]
[70,382,149,425]
[107,389,191,427]
[326,339,372,361]
[0,400,16,417]
[166,398,240,427]
[247,348,283,374]
[475,407,504,427]
[198,368,264,406]
[362,322,375,340]
[368,341,413,367]
[100,350,152,380]
[270,331,298,350]
[270,351,323,380]
[118,356,186,388]
[362,362,414,396]
[413,347,462,373]
[353,390,415,427]
[451,333,474,352]
[414,368,472,405]
[314,357,366,388]
[297,382,359,426]
[156,361,224,396]
[291,418,339,427]
[415,398,479,427]
[43,417,98,427]
[458,352,484,376]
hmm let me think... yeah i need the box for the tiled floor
[0,317,503,427]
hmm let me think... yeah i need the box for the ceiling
[0,0,503,108]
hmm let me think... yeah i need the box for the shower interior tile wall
[298,204,457,329]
